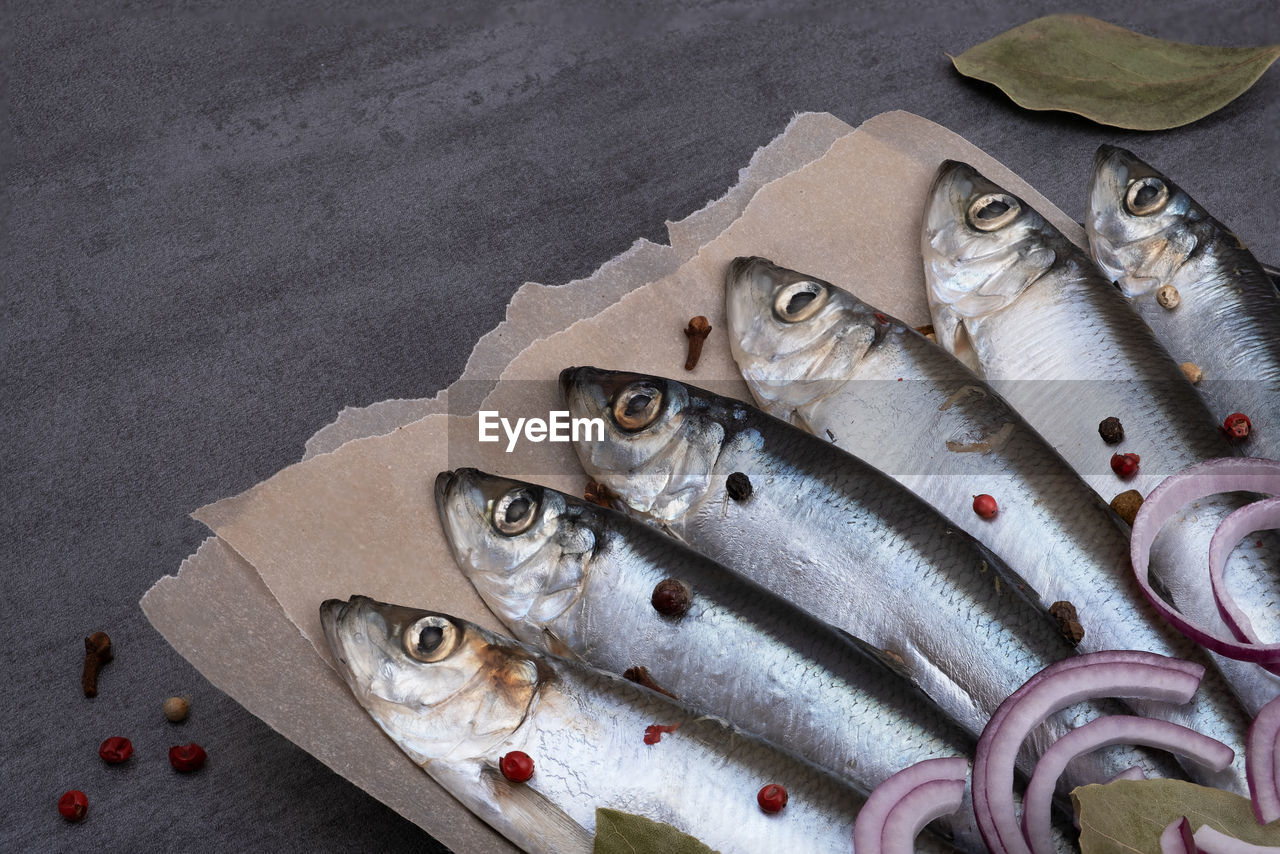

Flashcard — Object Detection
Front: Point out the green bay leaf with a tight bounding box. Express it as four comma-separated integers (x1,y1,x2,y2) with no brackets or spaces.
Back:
951,15,1280,130
1072,779,1280,854
593,808,721,854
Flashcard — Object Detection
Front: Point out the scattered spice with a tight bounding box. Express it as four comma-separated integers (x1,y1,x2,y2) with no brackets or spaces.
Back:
683,316,712,371
914,323,935,338
499,750,534,783
583,479,616,508
1048,601,1085,645
163,696,190,723
1110,489,1145,526
58,790,88,822
651,578,691,618
1110,452,1140,479
98,736,133,764
1155,284,1181,309
1180,362,1203,384
1223,412,1251,441
873,312,889,325
643,723,680,745
81,631,113,698
972,494,999,520
757,783,788,814
622,666,678,700
726,472,752,502
168,743,207,773
1098,417,1124,444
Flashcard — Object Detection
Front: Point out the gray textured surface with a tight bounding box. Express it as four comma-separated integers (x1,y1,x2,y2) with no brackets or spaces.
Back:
3,1,1277,851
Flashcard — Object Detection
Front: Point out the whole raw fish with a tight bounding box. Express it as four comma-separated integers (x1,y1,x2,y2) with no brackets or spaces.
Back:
435,467,994,850
724,256,1251,794
559,366,1184,792
320,596,928,853
922,160,1280,714
1087,145,1280,462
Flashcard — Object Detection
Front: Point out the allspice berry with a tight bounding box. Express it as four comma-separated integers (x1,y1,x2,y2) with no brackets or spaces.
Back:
163,696,190,722
651,578,691,618
1098,417,1124,444
1156,285,1181,310
1110,489,1144,526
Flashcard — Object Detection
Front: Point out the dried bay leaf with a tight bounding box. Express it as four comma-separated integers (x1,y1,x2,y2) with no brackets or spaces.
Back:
952,15,1280,130
1072,779,1280,854
593,808,720,854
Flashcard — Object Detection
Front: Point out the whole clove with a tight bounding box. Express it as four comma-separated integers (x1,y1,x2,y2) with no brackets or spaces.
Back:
683,316,712,371
82,631,113,698
622,666,679,700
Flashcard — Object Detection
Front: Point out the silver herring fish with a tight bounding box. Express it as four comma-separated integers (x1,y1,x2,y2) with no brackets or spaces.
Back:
1087,145,1280,462
321,596,916,854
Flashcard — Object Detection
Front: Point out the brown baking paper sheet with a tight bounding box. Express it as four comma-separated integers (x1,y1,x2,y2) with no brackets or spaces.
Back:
302,111,856,460
145,110,1087,852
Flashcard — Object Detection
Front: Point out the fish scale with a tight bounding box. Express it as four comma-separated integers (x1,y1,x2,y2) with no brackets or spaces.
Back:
561,367,1186,794
723,256,1252,795
923,160,1280,716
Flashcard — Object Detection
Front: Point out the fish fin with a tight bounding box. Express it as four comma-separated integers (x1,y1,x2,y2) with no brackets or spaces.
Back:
929,304,983,376
833,628,914,682
477,763,595,853
540,628,582,662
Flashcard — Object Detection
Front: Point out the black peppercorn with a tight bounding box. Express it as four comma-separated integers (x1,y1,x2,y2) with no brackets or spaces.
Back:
651,578,691,617
726,472,752,501
1098,417,1124,444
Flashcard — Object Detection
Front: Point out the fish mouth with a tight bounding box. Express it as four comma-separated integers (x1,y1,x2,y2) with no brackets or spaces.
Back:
434,470,457,515
727,255,767,281
320,595,371,666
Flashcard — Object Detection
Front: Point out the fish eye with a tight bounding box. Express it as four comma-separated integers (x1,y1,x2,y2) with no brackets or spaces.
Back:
611,381,663,432
967,193,1021,232
1125,177,1169,216
403,616,460,662
492,487,538,536
773,281,828,323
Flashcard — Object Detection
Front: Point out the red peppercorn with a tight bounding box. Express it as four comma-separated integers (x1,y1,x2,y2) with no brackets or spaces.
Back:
1110,452,1140,479
168,743,207,773
757,783,788,814
1223,412,1251,440
98,736,133,764
499,750,534,783
972,494,998,520
58,790,88,822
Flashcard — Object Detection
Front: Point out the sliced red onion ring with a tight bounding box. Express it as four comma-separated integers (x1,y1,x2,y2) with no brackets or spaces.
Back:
1131,458,1280,665
853,757,969,854
973,651,1203,854
1193,824,1280,853
881,777,968,854
1159,817,1197,854
1022,716,1233,854
1248,695,1280,823
1209,496,1280,677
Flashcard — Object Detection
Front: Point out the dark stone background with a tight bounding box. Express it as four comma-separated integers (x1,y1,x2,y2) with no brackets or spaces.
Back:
3,1,1277,851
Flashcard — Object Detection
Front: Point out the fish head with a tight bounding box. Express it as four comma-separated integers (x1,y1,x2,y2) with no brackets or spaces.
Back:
321,596,543,765
725,256,880,420
435,469,595,650
559,366,725,522
922,160,1058,373
1086,145,1199,295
